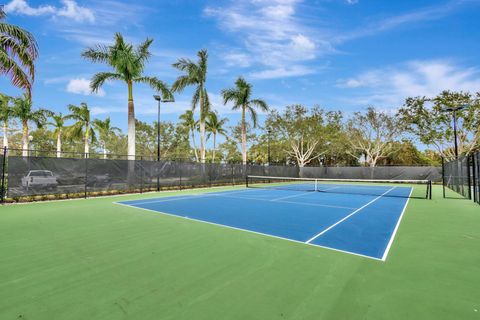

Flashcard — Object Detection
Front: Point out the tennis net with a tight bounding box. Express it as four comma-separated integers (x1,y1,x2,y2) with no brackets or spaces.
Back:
246,175,432,199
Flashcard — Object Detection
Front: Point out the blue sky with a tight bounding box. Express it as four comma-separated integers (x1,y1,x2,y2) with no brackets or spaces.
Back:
2,0,480,136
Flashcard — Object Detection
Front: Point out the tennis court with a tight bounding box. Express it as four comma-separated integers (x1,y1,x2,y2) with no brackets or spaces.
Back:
117,176,429,260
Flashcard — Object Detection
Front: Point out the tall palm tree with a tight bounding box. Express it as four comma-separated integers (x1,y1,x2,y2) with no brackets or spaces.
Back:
179,110,199,162
205,111,227,163
0,9,38,97
0,93,13,148
82,33,172,159
222,77,268,165
48,112,67,158
93,117,120,159
172,49,209,163
65,103,95,157
11,94,49,156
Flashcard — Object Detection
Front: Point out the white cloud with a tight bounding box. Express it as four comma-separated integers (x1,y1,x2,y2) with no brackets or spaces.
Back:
205,0,324,79
56,0,95,23
336,60,480,106
4,0,55,15
250,65,315,79
66,78,105,96
4,0,94,23
345,0,359,4
223,52,252,68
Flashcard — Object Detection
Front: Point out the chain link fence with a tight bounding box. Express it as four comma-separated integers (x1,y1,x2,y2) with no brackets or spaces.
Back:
0,147,442,203
442,154,477,202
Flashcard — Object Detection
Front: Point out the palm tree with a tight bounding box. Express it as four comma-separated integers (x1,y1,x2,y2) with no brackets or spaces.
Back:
0,9,38,97
172,49,209,163
179,110,199,162
65,103,95,157
222,77,268,165
11,94,50,156
205,111,227,163
0,93,13,149
48,113,67,158
93,117,120,159
81,33,172,159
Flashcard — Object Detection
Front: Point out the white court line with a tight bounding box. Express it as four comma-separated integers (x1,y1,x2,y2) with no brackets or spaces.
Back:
305,187,397,244
114,202,382,261
381,188,413,261
118,189,254,206
208,193,356,210
270,191,312,201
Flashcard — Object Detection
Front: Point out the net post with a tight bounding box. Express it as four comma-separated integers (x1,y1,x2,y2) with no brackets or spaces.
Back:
429,180,432,200
1,147,7,204
246,175,249,188
441,157,446,198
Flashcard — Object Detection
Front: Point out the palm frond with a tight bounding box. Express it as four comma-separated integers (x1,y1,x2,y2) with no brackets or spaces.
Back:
250,99,269,112
0,50,33,97
247,106,258,128
171,74,197,93
135,76,173,100
81,45,110,63
0,23,38,58
90,72,124,93
136,38,153,63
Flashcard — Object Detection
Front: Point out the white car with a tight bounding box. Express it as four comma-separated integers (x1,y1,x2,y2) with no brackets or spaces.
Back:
22,170,58,190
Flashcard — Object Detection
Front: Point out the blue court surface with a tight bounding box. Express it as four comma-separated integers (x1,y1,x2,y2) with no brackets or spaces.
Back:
116,184,413,260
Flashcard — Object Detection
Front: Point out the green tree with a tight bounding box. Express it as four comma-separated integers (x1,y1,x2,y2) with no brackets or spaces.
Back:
266,105,330,167
0,9,38,97
48,112,67,158
93,117,120,159
179,110,199,162
399,90,480,160
82,33,172,159
221,77,268,165
0,93,13,148
11,94,50,156
346,107,404,167
205,111,228,163
65,103,95,157
172,49,209,163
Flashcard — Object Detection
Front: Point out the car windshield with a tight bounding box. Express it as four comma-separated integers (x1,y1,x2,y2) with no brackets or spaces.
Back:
30,171,53,177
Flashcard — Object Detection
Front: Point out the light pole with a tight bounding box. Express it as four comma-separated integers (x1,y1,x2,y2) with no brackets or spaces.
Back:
267,129,271,166
153,95,174,192
153,95,175,161
442,104,469,159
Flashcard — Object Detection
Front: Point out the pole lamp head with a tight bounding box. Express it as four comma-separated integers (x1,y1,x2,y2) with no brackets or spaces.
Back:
153,95,175,103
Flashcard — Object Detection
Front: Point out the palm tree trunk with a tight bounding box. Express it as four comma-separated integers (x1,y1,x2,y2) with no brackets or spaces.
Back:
241,107,247,165
56,132,62,158
199,120,206,163
84,126,89,157
22,120,28,157
212,133,216,163
103,142,107,160
127,81,135,160
2,121,8,149
191,129,199,162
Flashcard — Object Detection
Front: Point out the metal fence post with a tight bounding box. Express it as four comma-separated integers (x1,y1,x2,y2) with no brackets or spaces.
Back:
84,153,88,199
472,153,477,203
467,155,472,200
140,157,143,194
1,147,7,204
441,157,446,198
